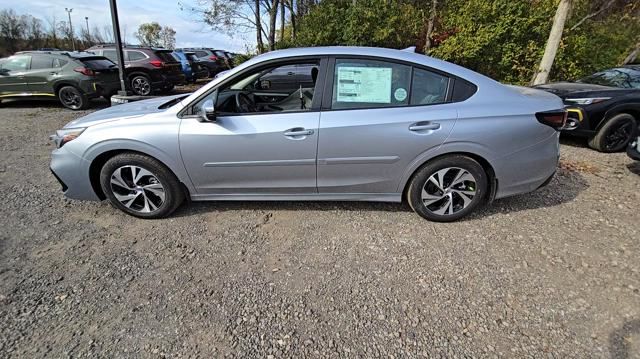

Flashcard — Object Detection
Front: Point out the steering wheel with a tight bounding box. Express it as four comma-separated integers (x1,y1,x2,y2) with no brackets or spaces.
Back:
235,92,258,113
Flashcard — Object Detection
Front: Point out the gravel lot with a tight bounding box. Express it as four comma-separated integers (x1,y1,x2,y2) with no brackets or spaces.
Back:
0,96,639,358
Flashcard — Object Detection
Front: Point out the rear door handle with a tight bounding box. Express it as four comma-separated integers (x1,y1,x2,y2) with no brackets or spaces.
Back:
409,122,440,131
284,128,314,137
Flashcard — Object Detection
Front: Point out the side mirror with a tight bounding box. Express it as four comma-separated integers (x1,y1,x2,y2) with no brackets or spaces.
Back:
0,68,9,75
199,99,216,122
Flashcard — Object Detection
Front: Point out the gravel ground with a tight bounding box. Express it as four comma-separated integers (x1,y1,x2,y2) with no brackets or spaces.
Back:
0,96,639,358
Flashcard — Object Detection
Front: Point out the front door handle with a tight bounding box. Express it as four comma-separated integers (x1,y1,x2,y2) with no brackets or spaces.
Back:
409,122,440,131
284,128,314,137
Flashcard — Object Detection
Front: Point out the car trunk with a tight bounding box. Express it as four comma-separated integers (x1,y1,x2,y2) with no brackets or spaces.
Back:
78,57,119,82
154,50,183,75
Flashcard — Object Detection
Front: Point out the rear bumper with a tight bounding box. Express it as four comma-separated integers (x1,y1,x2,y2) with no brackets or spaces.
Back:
494,131,560,199
50,146,100,201
78,79,121,98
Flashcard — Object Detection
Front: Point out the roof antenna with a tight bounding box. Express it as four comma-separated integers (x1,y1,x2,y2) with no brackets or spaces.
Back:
402,46,416,53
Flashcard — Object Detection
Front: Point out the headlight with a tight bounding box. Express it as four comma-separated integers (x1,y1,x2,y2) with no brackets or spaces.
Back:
565,97,611,105
50,127,86,148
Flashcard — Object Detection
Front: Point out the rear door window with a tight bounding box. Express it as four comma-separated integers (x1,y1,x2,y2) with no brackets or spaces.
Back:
127,51,147,61
30,55,54,69
410,68,449,105
331,59,411,110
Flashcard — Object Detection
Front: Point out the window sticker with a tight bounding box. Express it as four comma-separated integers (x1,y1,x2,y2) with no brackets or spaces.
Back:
394,88,407,102
336,66,392,103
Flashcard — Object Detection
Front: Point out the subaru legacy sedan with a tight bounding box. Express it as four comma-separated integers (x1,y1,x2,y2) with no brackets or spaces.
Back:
50,47,568,222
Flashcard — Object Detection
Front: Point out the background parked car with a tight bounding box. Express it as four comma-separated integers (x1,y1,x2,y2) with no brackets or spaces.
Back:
0,51,120,110
628,135,640,161
176,48,225,78
534,66,640,152
87,44,185,96
172,51,207,83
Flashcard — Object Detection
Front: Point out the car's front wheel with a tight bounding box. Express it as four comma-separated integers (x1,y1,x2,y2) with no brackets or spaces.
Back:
407,155,488,222
99,153,184,218
130,75,152,96
588,113,637,152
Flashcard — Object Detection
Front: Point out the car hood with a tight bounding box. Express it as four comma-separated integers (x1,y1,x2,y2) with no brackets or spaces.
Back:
533,82,618,97
64,94,186,128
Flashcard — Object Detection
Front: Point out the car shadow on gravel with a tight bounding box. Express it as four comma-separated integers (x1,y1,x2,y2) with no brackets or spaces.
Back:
0,98,109,110
627,162,640,176
609,318,640,359
171,169,588,219
464,167,588,220
173,200,412,218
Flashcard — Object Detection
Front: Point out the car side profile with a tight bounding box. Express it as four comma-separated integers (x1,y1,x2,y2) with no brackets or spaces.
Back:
50,47,567,221
0,51,120,109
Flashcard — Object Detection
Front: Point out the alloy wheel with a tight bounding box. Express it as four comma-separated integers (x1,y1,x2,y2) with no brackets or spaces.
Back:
421,167,477,216
604,120,633,151
109,165,165,213
59,88,81,109
132,77,151,96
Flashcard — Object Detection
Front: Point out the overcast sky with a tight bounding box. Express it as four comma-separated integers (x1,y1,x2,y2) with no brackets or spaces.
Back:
11,0,252,52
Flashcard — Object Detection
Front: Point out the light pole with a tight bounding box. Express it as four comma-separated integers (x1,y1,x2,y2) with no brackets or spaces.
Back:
65,8,76,51
85,17,90,46
109,0,128,95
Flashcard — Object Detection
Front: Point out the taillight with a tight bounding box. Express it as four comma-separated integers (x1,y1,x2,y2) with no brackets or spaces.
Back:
209,55,218,61
149,60,164,68
73,67,95,76
535,110,568,130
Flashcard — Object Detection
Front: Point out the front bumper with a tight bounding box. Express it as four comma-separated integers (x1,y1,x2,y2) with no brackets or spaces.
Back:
50,146,100,201
628,136,640,161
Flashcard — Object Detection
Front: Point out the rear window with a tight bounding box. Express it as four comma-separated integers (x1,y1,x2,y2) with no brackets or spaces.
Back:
194,51,208,58
80,58,117,70
155,51,178,63
186,54,198,62
214,50,227,58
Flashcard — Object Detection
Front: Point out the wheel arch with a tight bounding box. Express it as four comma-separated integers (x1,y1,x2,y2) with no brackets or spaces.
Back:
53,81,82,95
598,103,640,132
88,149,191,201
400,151,498,203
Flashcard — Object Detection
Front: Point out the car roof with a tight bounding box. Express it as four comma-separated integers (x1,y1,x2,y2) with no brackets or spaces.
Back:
13,50,106,59
244,46,500,86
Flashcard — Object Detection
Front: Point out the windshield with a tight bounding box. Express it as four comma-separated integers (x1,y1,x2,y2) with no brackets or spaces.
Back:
580,68,640,89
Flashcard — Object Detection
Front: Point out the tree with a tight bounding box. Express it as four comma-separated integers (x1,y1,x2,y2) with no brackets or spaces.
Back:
135,22,162,46
0,9,24,54
423,0,438,53
159,26,176,48
622,39,640,65
531,0,573,85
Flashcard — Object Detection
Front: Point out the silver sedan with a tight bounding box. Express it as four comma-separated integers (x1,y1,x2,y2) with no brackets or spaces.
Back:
50,46,568,221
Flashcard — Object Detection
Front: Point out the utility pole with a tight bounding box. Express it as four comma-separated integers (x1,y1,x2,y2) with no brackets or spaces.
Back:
109,0,128,95
85,17,90,46
65,8,76,51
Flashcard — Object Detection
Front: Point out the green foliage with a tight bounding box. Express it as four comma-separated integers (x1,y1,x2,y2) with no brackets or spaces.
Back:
291,0,640,84
295,0,425,49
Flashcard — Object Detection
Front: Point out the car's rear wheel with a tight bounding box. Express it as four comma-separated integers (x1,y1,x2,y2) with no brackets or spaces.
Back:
130,75,152,96
204,67,212,78
588,113,637,152
58,86,89,110
407,155,488,222
99,153,184,219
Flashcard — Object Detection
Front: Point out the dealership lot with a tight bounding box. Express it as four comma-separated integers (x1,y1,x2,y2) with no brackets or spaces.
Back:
0,101,638,357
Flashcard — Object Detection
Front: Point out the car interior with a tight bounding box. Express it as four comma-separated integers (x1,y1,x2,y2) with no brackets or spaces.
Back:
214,61,320,114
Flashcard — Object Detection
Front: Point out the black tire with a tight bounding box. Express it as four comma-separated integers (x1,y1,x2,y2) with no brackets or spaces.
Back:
99,153,185,219
406,155,488,222
130,74,152,96
57,85,89,110
588,113,637,152
204,67,212,78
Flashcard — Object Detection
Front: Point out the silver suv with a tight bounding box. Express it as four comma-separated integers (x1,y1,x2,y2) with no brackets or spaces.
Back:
50,46,566,221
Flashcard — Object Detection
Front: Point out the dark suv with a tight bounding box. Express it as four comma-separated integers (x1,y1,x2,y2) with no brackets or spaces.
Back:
176,48,227,78
87,44,185,96
0,51,120,110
